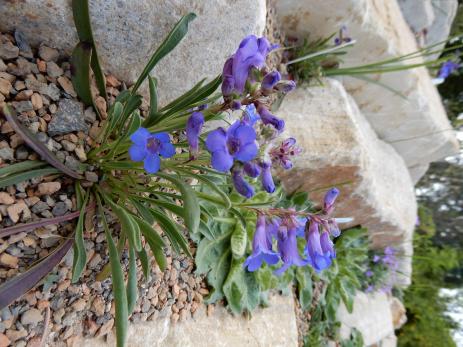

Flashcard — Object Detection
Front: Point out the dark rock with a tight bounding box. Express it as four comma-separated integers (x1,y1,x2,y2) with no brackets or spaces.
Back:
12,101,33,113
48,99,88,136
14,30,33,59
15,146,28,160
31,201,49,214
52,201,68,216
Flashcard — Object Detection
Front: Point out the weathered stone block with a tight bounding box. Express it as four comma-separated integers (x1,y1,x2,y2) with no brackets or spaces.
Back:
276,80,416,285
275,0,459,182
398,0,435,33
0,0,266,105
82,294,297,347
337,292,395,346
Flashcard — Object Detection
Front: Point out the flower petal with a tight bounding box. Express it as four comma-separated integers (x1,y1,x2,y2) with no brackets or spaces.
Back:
143,155,161,174
234,142,258,162
159,142,176,158
234,123,256,143
128,144,147,162
205,128,227,152
211,150,233,172
130,127,150,145
153,132,170,143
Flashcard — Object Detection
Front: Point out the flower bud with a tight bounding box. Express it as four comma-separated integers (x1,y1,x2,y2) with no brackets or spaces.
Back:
260,161,275,193
261,71,281,91
243,161,261,178
275,80,296,94
257,105,285,132
232,168,255,198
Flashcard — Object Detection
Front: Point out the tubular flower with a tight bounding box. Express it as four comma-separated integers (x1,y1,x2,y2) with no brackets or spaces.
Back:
261,71,281,91
270,137,302,170
323,187,340,214
242,104,260,125
260,161,275,193
257,104,285,132
275,226,309,276
243,161,261,178
437,60,460,80
186,112,204,159
129,127,175,173
244,214,280,272
232,168,255,198
205,120,258,172
320,231,336,259
275,80,296,94
305,221,333,272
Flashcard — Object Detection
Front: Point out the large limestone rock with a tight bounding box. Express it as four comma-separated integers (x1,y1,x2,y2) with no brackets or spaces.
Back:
398,0,435,33
0,0,266,104
275,0,459,182
82,294,297,347
276,80,416,285
337,292,395,346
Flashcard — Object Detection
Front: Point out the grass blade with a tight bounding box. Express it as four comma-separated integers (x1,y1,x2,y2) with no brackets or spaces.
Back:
70,42,93,106
0,238,73,309
132,13,197,93
97,195,128,347
71,189,90,283
0,167,60,189
155,173,200,234
138,247,150,280
127,246,138,315
2,105,82,179
0,160,46,177
72,0,107,98
142,77,159,127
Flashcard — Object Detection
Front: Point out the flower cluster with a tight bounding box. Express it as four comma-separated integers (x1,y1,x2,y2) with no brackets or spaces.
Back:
433,59,461,85
244,188,341,275
363,246,399,293
334,25,352,46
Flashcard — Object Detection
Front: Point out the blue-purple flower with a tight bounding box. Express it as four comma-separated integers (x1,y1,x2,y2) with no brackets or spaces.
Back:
275,80,296,94
129,127,175,173
232,168,255,198
261,71,281,91
242,104,260,125
334,25,352,46
244,214,280,271
437,60,460,80
305,221,333,272
270,138,301,170
323,187,340,214
257,105,285,132
260,161,275,193
205,120,258,172
243,161,261,178
274,226,308,275
186,112,204,159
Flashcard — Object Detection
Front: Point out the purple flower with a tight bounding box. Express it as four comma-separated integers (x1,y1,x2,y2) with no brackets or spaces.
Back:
326,220,341,237
437,60,460,80
274,226,308,275
205,120,258,172
320,231,336,259
373,254,381,263
186,112,204,158
244,214,280,272
129,127,175,173
323,187,340,214
305,221,332,272
232,168,254,198
275,80,296,94
365,285,374,293
261,71,281,91
334,25,352,46
365,270,373,278
221,36,278,97
242,104,260,125
243,161,261,178
260,161,275,193
270,138,301,170
257,105,285,132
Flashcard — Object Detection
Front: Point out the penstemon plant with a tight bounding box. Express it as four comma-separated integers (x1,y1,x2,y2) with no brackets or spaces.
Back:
0,3,352,347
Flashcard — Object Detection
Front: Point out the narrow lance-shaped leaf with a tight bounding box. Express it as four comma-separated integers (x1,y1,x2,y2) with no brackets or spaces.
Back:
0,160,46,177
0,167,60,190
142,76,159,127
71,189,90,283
1,105,82,179
72,0,107,99
132,13,197,93
127,245,138,315
150,208,190,256
0,238,73,309
70,42,94,106
155,173,200,234
138,247,150,280
96,195,128,347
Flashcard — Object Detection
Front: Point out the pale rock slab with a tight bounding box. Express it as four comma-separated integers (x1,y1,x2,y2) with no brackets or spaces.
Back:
398,0,435,33
427,0,458,53
81,294,297,347
275,0,459,182
337,292,395,346
0,0,266,105
275,80,416,285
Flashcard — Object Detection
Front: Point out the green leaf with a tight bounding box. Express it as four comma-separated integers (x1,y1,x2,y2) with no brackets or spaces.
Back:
230,221,246,258
132,13,197,93
75,182,84,210
127,246,138,315
0,160,46,177
137,247,150,281
296,267,313,311
124,110,142,138
71,42,93,106
101,193,142,252
72,0,107,98
142,76,159,127
105,101,124,141
97,195,128,347
0,167,60,189
71,189,90,283
222,258,260,314
155,173,200,234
